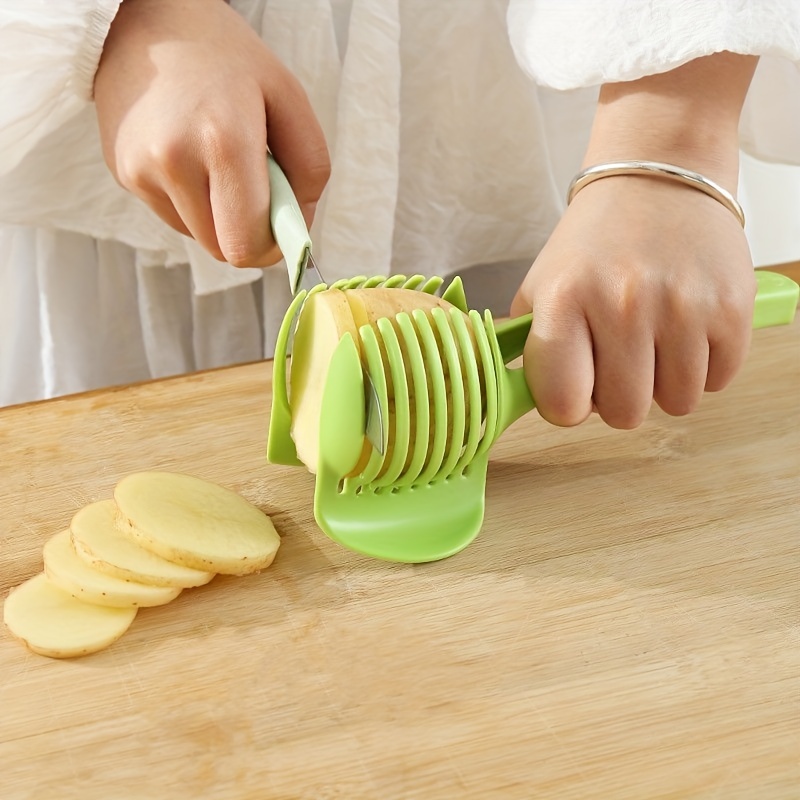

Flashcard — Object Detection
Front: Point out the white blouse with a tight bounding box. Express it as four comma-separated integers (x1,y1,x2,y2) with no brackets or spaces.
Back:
1,0,799,405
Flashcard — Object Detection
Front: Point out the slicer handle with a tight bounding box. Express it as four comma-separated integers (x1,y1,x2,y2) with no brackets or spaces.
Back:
753,269,799,328
491,269,798,436
492,269,798,364
496,364,536,437
493,313,532,364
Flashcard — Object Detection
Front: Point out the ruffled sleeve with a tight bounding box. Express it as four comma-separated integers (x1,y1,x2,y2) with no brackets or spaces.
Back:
0,0,273,289
507,0,800,164
0,1,122,175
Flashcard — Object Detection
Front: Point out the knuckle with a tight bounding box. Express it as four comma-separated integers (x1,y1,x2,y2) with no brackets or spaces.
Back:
684,274,755,328
705,350,746,393
616,274,647,314
115,156,151,194
198,118,240,166
303,153,332,198
194,234,227,263
705,372,733,393
599,404,649,430
153,142,189,181
719,285,756,327
656,393,699,417
665,286,701,321
207,245,228,263
222,240,281,269
222,243,259,268
597,269,650,328
537,393,591,428
121,136,195,185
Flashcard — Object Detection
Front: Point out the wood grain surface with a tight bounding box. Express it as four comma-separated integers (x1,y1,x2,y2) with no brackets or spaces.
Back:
1,316,798,799
771,261,800,284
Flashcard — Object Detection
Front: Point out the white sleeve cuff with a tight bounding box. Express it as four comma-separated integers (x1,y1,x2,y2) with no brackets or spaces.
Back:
0,1,122,175
73,0,125,100
507,1,800,165
507,0,800,89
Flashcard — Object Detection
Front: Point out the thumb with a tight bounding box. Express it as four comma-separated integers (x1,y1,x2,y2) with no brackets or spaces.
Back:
510,286,532,318
521,301,595,428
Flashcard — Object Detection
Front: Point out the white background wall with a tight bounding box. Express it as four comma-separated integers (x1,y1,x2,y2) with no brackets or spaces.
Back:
739,153,800,266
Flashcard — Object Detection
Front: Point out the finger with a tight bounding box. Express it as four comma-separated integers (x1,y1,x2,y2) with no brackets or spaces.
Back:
166,176,227,262
705,277,755,391
126,158,226,261
206,100,283,268
262,69,330,226
523,302,595,427
113,161,193,239
510,288,531,318
706,323,752,392
133,186,192,239
591,319,654,429
653,331,709,416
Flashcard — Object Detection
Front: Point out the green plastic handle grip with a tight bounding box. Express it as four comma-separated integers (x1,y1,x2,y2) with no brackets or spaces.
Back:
267,153,312,294
489,268,799,435
752,269,800,329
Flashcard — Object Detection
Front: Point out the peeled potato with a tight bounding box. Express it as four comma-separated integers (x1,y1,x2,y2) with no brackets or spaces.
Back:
4,573,137,658
71,499,215,588
114,472,280,576
43,530,182,608
346,288,483,472
290,287,481,475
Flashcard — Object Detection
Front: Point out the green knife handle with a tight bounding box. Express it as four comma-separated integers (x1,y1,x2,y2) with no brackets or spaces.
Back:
267,153,313,294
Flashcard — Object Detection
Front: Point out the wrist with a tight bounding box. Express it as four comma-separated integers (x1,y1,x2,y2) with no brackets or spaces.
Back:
583,52,758,192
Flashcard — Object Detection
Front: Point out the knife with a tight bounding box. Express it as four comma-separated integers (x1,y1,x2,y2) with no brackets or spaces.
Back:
266,153,385,454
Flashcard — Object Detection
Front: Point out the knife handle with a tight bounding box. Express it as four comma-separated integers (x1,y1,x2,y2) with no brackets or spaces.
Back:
267,153,313,295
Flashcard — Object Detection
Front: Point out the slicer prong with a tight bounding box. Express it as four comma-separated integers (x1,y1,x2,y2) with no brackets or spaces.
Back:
364,369,385,456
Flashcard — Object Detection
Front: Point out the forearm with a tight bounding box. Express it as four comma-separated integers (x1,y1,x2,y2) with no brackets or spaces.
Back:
583,52,759,191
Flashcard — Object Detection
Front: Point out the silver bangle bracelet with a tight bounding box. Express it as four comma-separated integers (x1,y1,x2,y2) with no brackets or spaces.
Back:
566,160,745,227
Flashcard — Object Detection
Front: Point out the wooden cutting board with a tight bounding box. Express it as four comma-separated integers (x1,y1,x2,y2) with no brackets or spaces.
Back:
1,318,798,799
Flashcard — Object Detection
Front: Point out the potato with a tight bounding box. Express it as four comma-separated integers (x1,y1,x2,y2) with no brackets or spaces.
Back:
43,530,182,608
346,289,484,476
71,499,215,588
114,472,280,576
289,287,482,476
3,573,137,658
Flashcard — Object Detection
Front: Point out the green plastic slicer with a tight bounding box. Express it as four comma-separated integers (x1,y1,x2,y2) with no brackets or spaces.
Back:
266,156,800,563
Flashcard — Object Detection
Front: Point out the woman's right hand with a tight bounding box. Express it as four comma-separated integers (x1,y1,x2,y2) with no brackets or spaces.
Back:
94,0,330,267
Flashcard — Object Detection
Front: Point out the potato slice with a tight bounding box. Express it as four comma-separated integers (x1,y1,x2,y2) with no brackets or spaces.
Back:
114,472,280,576
71,499,215,588
3,573,137,658
290,288,362,473
43,530,182,608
